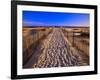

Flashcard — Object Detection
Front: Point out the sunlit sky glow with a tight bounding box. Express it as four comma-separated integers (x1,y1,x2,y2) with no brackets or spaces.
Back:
23,11,90,27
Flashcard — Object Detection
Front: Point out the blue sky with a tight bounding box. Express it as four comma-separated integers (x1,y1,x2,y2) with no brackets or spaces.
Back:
23,11,90,27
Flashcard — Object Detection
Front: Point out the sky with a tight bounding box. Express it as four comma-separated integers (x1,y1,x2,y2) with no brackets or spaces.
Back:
23,11,90,27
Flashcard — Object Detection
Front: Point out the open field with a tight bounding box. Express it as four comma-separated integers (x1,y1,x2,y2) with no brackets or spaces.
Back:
23,27,90,68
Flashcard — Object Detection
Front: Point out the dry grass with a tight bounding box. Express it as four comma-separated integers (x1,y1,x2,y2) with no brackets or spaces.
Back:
23,27,53,65
62,27,90,56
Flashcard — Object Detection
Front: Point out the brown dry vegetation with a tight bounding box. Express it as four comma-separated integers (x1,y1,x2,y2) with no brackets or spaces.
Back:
23,27,53,65
62,27,90,56
23,27,90,68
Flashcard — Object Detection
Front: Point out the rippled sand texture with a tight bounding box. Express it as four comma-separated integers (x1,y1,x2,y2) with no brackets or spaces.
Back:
23,27,89,68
